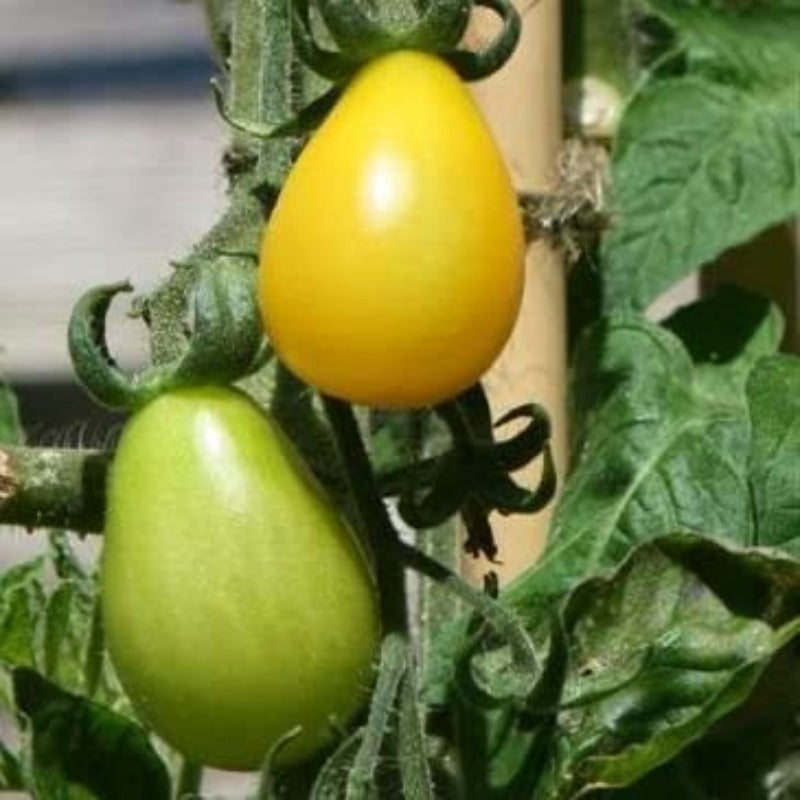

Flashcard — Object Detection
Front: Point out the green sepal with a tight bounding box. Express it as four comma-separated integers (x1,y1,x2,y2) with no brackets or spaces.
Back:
398,453,468,530
402,0,472,53
395,385,556,552
316,0,400,62
69,260,267,411
492,403,552,473
292,0,362,83
293,0,520,83
213,80,342,140
315,0,471,61
443,0,521,80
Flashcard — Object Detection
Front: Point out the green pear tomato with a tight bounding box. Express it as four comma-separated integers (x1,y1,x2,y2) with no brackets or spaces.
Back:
102,386,380,770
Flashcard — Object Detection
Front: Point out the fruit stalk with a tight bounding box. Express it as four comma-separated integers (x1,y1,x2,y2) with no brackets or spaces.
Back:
322,396,408,636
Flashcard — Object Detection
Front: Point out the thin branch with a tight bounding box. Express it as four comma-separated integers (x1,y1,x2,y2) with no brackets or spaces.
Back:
346,632,407,800
0,446,108,534
321,397,408,635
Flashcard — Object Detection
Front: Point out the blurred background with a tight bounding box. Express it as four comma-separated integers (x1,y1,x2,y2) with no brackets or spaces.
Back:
0,0,225,436
0,1,257,794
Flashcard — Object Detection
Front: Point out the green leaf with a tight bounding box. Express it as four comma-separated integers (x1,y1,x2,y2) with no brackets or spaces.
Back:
0,559,46,668
663,285,784,403
44,581,78,679
521,303,800,610
670,642,800,800
425,294,785,707
746,356,800,553
535,535,800,799
602,6,800,310
0,740,24,790
0,381,23,445
541,314,753,600
42,534,129,712
14,668,171,800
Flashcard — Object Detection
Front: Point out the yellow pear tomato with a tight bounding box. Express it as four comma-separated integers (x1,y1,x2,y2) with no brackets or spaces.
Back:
259,50,524,409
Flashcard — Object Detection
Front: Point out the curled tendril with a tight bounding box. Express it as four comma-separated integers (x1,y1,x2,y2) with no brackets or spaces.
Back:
384,384,556,560
291,0,521,83
68,260,268,411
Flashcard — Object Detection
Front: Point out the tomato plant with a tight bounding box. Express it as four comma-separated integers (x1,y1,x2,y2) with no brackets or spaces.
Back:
102,386,380,770
1,0,799,799
259,50,524,409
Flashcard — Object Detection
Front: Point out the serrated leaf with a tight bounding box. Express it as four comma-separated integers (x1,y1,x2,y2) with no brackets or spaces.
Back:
14,668,171,800
746,356,800,553
0,559,46,668
663,285,784,403
44,581,78,680
535,535,800,799
427,301,800,748
602,6,800,310
521,305,800,616
543,314,753,596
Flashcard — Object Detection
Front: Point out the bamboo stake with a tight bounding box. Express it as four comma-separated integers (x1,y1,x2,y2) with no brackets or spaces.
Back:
465,0,567,583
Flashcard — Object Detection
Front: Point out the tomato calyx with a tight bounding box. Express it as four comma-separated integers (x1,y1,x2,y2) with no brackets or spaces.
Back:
292,0,520,83
378,384,556,562
214,0,520,143
68,261,267,410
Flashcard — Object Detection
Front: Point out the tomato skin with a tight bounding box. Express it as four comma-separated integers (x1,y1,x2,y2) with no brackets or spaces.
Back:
102,387,380,770
259,50,524,409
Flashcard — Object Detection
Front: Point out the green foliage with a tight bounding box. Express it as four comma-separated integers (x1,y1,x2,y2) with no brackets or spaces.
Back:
0,536,150,797
2,1,800,798
422,286,800,797
0,381,22,445
14,668,170,800
534,537,800,798
602,3,800,310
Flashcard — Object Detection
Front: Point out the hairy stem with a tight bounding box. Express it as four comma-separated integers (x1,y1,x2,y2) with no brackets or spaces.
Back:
346,632,408,799
398,654,435,799
0,446,108,534
396,539,538,693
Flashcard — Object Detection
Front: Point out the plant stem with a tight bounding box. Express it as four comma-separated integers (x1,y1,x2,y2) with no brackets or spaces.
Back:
0,446,108,533
346,632,408,799
175,759,203,800
321,397,408,636
396,539,538,692
397,652,435,799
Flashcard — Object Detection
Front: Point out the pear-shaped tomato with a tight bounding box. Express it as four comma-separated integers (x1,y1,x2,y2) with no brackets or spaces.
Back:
259,50,524,409
102,387,380,770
